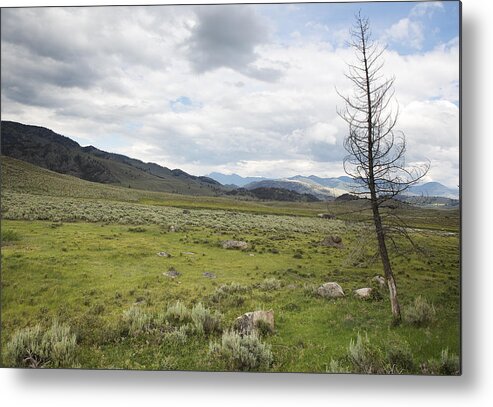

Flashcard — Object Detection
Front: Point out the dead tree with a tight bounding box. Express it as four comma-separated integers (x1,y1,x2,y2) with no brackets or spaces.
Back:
338,14,429,324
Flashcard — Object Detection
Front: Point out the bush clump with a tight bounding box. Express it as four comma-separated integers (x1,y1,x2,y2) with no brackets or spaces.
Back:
385,337,415,372
422,348,460,375
211,283,250,302
165,301,191,324
326,359,349,374
163,325,189,345
328,333,415,374
122,306,151,335
259,278,282,291
347,333,385,374
190,303,222,335
255,319,274,336
405,296,436,327
4,321,77,368
209,330,273,371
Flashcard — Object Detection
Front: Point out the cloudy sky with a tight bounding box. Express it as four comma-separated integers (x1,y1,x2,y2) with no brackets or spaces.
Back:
1,1,460,187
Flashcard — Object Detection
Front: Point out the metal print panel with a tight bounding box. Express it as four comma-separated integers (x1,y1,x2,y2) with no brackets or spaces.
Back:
0,1,461,374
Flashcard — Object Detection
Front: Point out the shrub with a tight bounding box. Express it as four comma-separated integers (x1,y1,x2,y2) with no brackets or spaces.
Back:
190,303,222,335
259,278,282,291
211,283,249,302
423,348,460,375
302,283,319,296
405,296,436,327
4,321,77,368
122,306,151,335
209,330,273,371
163,326,188,345
255,319,274,336
165,301,191,324
326,359,349,374
385,338,415,372
331,334,420,374
348,333,384,374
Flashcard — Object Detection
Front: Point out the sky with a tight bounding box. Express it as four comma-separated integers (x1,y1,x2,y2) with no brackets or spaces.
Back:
0,1,460,188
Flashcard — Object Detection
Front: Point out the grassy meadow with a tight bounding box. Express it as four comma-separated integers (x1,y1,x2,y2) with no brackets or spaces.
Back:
0,156,460,373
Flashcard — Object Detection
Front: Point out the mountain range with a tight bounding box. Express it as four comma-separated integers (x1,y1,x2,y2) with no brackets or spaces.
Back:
208,173,459,200
206,172,268,187
1,121,459,202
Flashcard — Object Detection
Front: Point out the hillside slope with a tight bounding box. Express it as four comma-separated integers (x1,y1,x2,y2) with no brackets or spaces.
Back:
1,121,221,196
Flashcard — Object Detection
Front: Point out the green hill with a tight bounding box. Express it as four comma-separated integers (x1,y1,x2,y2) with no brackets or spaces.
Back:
1,121,222,196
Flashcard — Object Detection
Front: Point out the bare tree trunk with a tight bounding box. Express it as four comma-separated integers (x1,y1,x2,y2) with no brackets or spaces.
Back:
369,193,401,323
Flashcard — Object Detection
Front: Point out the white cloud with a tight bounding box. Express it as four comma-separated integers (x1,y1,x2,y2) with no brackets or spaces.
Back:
0,5,459,187
385,17,424,50
383,1,445,51
410,1,445,18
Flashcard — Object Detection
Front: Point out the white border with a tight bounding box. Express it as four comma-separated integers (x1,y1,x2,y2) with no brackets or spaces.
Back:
1,1,492,406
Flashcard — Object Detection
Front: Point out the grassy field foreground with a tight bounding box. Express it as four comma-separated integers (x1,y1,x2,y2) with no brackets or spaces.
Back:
0,159,460,373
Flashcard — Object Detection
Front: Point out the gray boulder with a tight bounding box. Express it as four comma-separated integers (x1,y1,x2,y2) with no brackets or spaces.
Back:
163,267,180,278
319,235,343,248
354,287,373,299
222,240,248,250
317,282,345,298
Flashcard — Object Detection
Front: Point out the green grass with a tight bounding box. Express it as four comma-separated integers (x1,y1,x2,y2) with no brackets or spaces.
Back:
1,215,460,372
0,156,460,372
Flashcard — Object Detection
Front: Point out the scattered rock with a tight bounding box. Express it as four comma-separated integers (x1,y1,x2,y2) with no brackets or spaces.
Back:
163,267,181,278
319,235,344,248
222,240,248,250
354,287,373,299
182,251,195,255
249,253,255,257
183,209,190,214
372,275,386,289
317,282,345,299
169,225,176,232
203,272,216,279
234,310,275,335
317,213,336,219
157,252,171,257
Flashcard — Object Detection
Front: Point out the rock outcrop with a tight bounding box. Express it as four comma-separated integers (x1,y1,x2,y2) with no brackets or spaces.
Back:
317,282,345,298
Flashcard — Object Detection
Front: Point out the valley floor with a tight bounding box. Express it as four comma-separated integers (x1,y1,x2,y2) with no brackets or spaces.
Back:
0,188,460,373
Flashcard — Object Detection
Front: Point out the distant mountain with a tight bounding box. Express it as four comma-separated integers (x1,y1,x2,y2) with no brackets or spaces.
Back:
243,179,345,200
207,172,270,187
396,195,459,208
242,175,459,201
288,175,354,190
406,182,459,200
1,121,222,195
226,187,320,202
